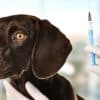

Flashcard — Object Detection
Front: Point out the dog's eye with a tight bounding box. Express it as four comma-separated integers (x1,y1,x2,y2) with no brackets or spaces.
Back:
16,33,26,40
12,32,27,41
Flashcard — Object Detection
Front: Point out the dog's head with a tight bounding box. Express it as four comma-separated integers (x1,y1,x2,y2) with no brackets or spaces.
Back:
0,15,72,79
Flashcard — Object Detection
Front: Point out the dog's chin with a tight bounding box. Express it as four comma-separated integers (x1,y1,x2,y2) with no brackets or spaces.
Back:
0,67,10,79
0,70,22,79
0,67,25,79
0,57,30,79
0,63,17,79
0,72,14,79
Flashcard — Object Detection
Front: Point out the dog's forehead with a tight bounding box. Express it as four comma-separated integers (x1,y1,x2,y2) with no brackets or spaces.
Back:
0,15,40,35
0,15,39,26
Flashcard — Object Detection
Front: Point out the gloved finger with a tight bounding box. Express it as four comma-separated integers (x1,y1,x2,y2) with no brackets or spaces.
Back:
89,65,100,76
85,45,100,57
25,81,49,100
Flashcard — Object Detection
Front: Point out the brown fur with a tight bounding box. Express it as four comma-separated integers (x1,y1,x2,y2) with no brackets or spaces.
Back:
0,15,84,100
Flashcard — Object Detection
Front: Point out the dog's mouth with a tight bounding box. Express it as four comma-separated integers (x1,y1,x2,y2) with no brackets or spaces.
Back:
0,58,15,79
0,62,26,79
0,54,30,79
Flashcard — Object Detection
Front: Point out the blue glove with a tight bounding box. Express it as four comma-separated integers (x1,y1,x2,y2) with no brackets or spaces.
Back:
86,46,100,75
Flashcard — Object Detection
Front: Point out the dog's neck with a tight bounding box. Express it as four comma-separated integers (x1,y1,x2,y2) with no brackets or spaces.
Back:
4,80,49,100
5,68,49,100
5,69,79,100
9,68,38,99
3,80,29,100
10,67,50,87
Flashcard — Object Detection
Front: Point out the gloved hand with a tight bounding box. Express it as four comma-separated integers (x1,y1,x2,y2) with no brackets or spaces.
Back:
3,80,49,100
86,45,100,75
25,81,49,100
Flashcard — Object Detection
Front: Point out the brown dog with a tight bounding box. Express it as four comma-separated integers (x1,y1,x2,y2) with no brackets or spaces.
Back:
0,15,84,100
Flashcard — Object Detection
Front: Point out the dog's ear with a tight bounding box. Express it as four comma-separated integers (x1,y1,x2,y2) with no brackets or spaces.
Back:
31,20,72,79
